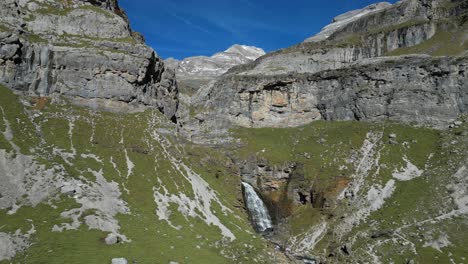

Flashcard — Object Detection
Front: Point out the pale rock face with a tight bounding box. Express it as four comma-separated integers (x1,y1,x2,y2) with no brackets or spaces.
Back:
111,258,128,264
0,0,178,119
184,54,467,146
167,44,265,79
0,226,36,261
180,0,468,144
304,2,393,42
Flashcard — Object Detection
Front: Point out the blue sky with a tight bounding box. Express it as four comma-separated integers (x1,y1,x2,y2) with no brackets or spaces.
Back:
119,0,398,59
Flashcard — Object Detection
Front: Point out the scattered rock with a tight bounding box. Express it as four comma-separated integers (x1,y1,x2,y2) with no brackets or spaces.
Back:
105,233,120,245
111,258,128,264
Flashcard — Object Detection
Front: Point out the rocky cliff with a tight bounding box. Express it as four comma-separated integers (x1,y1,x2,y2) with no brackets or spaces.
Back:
175,2,468,261
0,0,178,119
181,0,467,144
1,0,468,263
208,55,467,129
304,2,393,43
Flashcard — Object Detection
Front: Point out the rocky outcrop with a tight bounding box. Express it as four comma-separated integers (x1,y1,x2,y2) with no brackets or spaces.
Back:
199,55,468,129
238,156,342,224
240,157,294,192
225,0,466,77
304,2,393,43
178,0,467,143
0,0,178,119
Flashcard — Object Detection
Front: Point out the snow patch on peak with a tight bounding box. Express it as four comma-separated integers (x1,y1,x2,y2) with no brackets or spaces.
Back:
218,44,266,61
304,2,392,43
168,44,265,78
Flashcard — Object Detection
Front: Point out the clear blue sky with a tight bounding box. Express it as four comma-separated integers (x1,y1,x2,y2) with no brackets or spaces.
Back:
119,0,398,59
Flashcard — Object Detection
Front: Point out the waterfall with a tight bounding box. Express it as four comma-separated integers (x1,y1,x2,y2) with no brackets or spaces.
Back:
241,182,273,232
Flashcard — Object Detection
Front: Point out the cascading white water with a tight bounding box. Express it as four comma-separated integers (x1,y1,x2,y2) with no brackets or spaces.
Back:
241,182,273,232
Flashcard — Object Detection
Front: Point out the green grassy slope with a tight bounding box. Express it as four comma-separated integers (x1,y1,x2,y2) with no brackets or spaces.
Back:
0,85,276,264
1,82,467,263
386,16,468,56
233,117,468,263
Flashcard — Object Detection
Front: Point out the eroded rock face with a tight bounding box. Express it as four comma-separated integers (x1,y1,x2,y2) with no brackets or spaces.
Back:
228,0,468,78
304,2,393,43
239,157,342,221
180,0,467,144
240,157,294,192
0,0,178,119
210,55,468,129
184,55,468,143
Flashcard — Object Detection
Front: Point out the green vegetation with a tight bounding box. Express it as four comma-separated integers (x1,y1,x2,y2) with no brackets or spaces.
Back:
232,117,467,262
0,24,9,32
386,16,468,56
36,5,70,16
368,19,429,35
76,5,114,18
386,29,468,56
0,79,466,263
0,84,274,264
233,121,438,192
54,32,136,52
58,32,136,44
36,4,113,18
334,33,363,47
26,34,48,44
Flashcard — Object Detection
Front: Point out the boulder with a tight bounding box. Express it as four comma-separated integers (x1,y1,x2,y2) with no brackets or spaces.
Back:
111,258,127,264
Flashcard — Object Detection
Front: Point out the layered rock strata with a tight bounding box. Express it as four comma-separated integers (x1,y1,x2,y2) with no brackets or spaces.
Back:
0,0,178,119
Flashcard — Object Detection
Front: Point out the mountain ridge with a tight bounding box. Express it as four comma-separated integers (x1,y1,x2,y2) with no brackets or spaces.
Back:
0,0,467,263
304,2,393,42
166,44,265,79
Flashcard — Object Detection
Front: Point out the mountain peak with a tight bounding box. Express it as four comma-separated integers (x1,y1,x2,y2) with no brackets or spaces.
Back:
222,45,266,60
168,44,265,79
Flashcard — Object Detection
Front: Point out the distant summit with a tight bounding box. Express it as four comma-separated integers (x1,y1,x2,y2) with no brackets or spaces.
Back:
166,45,265,79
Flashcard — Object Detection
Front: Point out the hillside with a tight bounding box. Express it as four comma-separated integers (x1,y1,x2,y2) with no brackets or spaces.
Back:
0,0,467,263
0,84,281,263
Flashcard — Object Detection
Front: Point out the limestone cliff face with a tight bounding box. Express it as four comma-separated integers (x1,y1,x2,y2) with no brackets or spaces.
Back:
226,0,465,77
210,55,467,129
181,0,467,142
0,0,178,119
304,2,393,43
